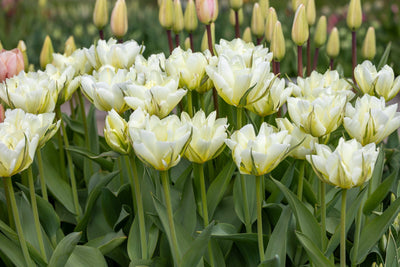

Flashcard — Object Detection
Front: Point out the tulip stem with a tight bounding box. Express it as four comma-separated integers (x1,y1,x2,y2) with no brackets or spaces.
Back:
320,180,327,249
99,29,104,40
297,160,305,201
161,170,181,265
187,90,193,117
206,24,219,117
313,47,319,71
341,189,347,267
36,149,48,201
237,107,243,129
199,93,205,112
189,33,194,51
306,38,311,76
78,89,94,175
27,166,47,260
352,186,365,266
3,178,14,228
4,177,35,267
69,98,75,118
55,115,67,182
57,106,81,217
330,58,334,70
297,45,303,78
256,175,265,262
241,175,252,233
352,31,357,84
276,61,280,77
272,60,276,75
175,34,180,48
234,10,240,38
166,30,174,54
126,154,148,259
256,37,263,46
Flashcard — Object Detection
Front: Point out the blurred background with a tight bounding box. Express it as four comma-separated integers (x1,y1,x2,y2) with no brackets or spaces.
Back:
1,0,399,77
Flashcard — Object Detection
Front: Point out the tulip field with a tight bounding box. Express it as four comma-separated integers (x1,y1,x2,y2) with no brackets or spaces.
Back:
0,0,400,266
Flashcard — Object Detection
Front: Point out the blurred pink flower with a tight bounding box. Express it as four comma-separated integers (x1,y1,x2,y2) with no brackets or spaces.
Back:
0,48,24,82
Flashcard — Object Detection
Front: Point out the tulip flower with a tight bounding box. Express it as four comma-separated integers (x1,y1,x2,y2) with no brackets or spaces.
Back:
344,95,400,145
307,137,378,189
362,27,376,60
347,0,362,31
184,0,198,33
251,3,264,41
134,53,167,79
128,110,192,171
182,110,228,163
314,16,327,48
229,0,243,11
196,0,218,25
259,0,269,19
93,0,108,31
159,0,174,30
292,4,309,46
17,41,29,72
104,109,131,154
270,21,286,63
229,8,243,27
110,0,128,39
264,7,277,43
173,0,184,35
0,48,24,82
226,122,292,176
64,36,76,57
242,27,252,43
327,27,340,69
40,35,54,69
306,0,316,26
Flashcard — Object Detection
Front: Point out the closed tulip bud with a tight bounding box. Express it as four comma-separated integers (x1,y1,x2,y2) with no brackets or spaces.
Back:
292,0,306,12
0,41,3,50
270,21,285,62
159,0,174,29
326,27,340,59
291,4,309,46
201,23,215,52
265,7,277,43
93,0,108,30
362,27,376,60
173,0,184,34
229,0,243,11
229,8,243,26
184,37,191,50
111,0,128,39
314,16,327,48
306,0,316,26
347,0,362,31
196,0,218,25
184,0,198,33
0,48,25,81
17,40,29,72
242,27,253,43
259,0,269,19
40,35,54,69
375,65,400,101
104,109,131,154
64,36,76,57
251,3,264,38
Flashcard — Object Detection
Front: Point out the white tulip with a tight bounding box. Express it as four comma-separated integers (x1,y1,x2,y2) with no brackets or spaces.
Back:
104,109,131,154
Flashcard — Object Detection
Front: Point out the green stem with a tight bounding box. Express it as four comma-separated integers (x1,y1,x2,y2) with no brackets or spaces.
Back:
69,97,75,118
187,90,193,117
56,106,81,217
118,157,124,186
36,149,48,201
27,167,47,260
5,177,35,267
351,186,364,267
297,160,305,201
237,107,243,129
256,175,265,262
320,181,326,249
77,89,93,175
161,170,181,266
55,112,67,181
3,178,14,228
200,93,205,113
341,189,347,267
241,174,252,233
126,154,148,259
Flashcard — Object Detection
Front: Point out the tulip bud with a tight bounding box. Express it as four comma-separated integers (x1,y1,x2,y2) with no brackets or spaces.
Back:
229,0,243,11
292,0,306,12
184,0,198,33
104,109,131,154
265,7,277,43
361,27,376,60
173,0,184,34
184,37,191,50
64,36,76,57
242,27,252,43
271,21,285,62
17,40,29,72
0,41,3,50
251,3,264,38
306,0,316,26
347,0,362,31
292,4,309,46
111,0,128,39
259,0,269,19
229,8,243,26
40,35,54,69
159,0,174,29
196,0,218,25
314,16,327,48
326,27,340,59
201,22,215,52
93,0,108,30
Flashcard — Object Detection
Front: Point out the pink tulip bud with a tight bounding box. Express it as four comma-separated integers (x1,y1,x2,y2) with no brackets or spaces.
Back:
196,0,218,25
0,48,24,82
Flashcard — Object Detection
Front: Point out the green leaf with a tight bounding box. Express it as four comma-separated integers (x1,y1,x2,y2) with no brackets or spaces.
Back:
369,147,385,194
176,174,197,235
264,206,291,267
363,171,397,215
266,163,295,204
377,42,391,70
85,230,126,255
207,161,236,218
67,146,115,172
233,174,257,227
271,178,322,248
181,222,215,267
295,231,335,267
0,233,27,267
48,232,82,267
258,255,280,267
36,196,61,247
385,232,398,267
65,246,107,267
211,223,259,243
355,197,400,264
62,113,84,135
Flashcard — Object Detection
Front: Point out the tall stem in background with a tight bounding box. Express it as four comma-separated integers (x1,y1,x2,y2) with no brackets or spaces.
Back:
189,33,194,51
166,30,174,54
206,24,219,117
312,47,319,71
256,175,265,262
36,149,47,201
306,38,311,76
234,10,240,38
340,189,348,267
297,45,303,78
352,31,357,83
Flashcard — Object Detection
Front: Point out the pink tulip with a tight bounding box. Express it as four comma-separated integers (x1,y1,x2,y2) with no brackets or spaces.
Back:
0,48,24,82
195,0,218,25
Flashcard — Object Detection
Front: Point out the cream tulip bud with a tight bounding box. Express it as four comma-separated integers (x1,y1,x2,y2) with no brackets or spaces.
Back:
93,0,108,30
326,27,340,59
104,109,131,154
64,36,76,57
314,16,327,48
184,37,191,50
306,0,316,26
251,3,264,38
196,0,218,25
354,60,377,95
291,4,309,46
270,21,285,62
292,0,306,12
347,0,362,31
259,0,269,19
229,9,243,26
40,35,54,69
17,40,29,72
264,7,277,43
184,0,198,33
229,0,243,11
362,27,376,60
110,0,128,39
173,0,184,34
159,0,174,29
375,65,400,101
200,23,215,52
242,27,253,43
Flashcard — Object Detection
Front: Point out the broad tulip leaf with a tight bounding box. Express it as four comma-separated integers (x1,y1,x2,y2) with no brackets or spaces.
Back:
369,147,385,194
258,255,280,267
85,230,126,255
266,162,295,204
65,245,107,267
48,232,81,267
354,197,400,264
377,42,391,70
0,233,27,267
233,174,257,228
295,231,335,267
66,146,115,172
385,232,398,267
176,175,197,235
36,195,61,247
62,113,84,135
